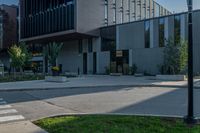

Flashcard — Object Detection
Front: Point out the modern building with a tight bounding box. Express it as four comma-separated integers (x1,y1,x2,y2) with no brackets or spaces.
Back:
103,10,200,75
19,0,181,74
0,4,18,67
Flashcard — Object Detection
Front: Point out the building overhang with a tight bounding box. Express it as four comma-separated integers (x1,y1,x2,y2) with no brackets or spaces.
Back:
20,30,98,44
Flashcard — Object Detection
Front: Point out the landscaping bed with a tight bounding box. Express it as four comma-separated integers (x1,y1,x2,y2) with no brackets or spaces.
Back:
34,115,200,133
0,74,45,83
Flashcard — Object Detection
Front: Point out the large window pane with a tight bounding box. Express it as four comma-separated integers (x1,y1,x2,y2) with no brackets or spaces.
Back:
174,15,181,44
159,18,165,47
145,20,150,48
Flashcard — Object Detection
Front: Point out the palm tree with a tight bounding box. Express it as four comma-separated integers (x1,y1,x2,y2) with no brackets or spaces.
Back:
44,42,63,68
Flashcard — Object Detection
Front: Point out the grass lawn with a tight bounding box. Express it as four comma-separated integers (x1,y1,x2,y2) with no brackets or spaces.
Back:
34,115,200,133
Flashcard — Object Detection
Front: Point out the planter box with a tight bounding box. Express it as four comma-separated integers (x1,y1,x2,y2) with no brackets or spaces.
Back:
110,73,122,76
45,76,68,83
156,75,187,81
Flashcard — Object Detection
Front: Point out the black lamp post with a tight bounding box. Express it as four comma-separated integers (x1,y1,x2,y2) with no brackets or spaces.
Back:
185,0,196,124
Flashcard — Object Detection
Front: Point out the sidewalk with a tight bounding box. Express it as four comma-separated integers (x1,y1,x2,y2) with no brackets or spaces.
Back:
0,121,47,133
0,75,199,91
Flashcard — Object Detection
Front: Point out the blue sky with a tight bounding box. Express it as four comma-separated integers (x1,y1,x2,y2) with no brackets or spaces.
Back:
0,0,18,5
0,0,200,13
155,0,200,13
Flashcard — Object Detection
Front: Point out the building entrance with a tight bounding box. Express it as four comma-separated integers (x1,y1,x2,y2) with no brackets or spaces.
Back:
110,50,129,74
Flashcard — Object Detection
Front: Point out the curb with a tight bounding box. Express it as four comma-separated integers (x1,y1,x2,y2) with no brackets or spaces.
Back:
32,113,186,122
0,84,199,92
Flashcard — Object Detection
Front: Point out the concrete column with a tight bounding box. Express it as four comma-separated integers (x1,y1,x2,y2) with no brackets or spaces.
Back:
96,52,100,74
129,49,133,67
116,26,120,50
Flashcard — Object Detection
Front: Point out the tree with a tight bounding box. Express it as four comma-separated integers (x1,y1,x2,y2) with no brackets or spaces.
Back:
44,42,63,67
8,42,32,77
159,38,188,75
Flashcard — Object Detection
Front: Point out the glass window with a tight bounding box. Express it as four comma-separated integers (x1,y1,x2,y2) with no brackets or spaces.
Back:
88,38,93,53
174,15,181,44
0,16,3,48
78,40,83,54
144,20,150,48
101,38,116,51
159,18,165,47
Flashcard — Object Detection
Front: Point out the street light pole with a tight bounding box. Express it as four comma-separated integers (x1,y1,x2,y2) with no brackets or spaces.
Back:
185,0,196,124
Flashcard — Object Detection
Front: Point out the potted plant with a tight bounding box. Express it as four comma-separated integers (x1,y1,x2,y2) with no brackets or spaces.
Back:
44,42,67,82
52,66,60,76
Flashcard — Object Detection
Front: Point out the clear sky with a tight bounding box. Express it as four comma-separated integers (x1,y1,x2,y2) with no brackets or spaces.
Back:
0,0,18,5
0,0,200,13
155,0,200,13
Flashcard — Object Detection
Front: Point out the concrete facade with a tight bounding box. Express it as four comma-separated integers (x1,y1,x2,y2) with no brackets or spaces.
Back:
55,10,200,75
114,10,199,75
20,0,200,76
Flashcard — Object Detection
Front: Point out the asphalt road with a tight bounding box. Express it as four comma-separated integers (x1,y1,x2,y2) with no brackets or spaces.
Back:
0,86,199,122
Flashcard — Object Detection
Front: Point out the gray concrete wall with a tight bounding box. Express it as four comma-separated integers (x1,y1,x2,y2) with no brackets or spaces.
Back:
93,37,101,52
76,0,104,36
87,52,93,74
57,40,83,74
57,37,103,74
132,48,164,74
97,51,110,74
115,10,200,74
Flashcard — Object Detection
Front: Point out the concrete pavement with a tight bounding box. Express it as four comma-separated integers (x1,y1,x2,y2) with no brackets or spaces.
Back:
0,98,47,133
0,121,47,133
0,75,199,133
0,75,199,91
1,86,200,121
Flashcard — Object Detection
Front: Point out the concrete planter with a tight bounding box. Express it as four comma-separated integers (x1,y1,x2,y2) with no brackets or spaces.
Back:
45,76,68,83
156,75,187,81
110,73,122,76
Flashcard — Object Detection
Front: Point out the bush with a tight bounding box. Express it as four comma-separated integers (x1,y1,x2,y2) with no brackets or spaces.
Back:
0,74,45,83
105,66,110,75
159,39,188,75
129,64,137,75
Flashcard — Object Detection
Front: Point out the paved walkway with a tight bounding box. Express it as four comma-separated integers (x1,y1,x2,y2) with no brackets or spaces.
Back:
0,97,47,133
0,98,24,123
0,75,199,91
0,121,47,133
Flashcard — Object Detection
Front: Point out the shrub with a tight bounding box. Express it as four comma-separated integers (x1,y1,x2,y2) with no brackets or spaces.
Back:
8,42,32,76
105,66,110,75
159,38,188,75
129,64,137,75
